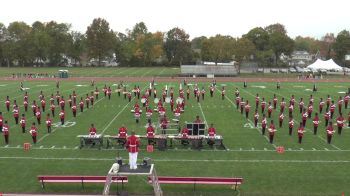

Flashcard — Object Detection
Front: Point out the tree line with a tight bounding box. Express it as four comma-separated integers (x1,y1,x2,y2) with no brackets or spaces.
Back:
0,18,349,67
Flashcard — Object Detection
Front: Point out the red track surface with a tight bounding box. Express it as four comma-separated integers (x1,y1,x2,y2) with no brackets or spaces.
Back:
1,76,350,83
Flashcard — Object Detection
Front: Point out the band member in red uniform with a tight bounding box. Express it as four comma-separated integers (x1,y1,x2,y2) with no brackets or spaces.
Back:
160,115,169,134
170,98,174,112
180,125,189,145
90,92,95,106
253,109,259,127
134,107,141,123
5,96,10,112
297,122,305,144
50,103,55,117
118,125,128,146
30,122,38,144
79,98,84,112
221,87,225,100
85,94,90,109
326,122,335,144
234,87,240,97
125,92,130,102
72,91,77,104
94,87,100,100
273,94,278,109
336,113,345,135
103,85,108,97
313,113,320,135
261,97,266,113
0,112,3,133
186,87,190,100
36,107,41,125
153,88,157,99
40,98,46,112
235,96,241,110
107,87,112,100
240,98,245,114
20,114,26,133
302,109,308,127
201,87,205,100
89,124,96,135
136,86,141,99
290,95,295,106
299,98,304,114
288,103,294,117
280,97,286,113
326,95,331,111
68,95,72,108
288,115,294,135
127,131,140,170
24,99,28,112
324,110,330,127
59,110,65,125
196,89,200,103
146,123,155,145
13,106,19,124
255,94,260,108
59,96,65,111
50,94,55,105
319,98,325,113
55,91,60,105
207,123,216,147
210,85,214,97
348,111,350,127
267,102,273,118
31,100,37,116
46,114,52,133
338,96,343,114
245,100,251,118
261,114,267,135
72,103,77,117
278,112,284,128
309,95,314,105
146,107,153,124
194,115,202,123
2,120,9,144
268,120,276,144
330,101,336,118
344,94,350,109
307,102,313,118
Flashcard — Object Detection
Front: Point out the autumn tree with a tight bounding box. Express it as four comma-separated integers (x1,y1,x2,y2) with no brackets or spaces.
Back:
164,27,192,65
86,18,115,66
201,35,235,65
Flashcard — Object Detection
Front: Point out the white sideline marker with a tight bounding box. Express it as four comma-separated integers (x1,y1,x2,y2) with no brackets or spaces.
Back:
40,146,43,149
300,148,304,151
16,145,20,148
63,146,67,149
51,146,55,149
312,148,316,151
251,148,255,151
74,146,79,149
288,148,292,151
325,148,329,151
264,148,267,151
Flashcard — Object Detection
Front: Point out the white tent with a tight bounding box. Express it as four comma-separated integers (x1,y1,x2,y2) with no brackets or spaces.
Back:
307,59,342,71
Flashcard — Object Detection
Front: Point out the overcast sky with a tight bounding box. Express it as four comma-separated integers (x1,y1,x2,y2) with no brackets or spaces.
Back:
1,0,349,39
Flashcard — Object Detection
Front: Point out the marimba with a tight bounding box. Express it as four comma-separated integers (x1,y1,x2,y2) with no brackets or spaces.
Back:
77,134,103,149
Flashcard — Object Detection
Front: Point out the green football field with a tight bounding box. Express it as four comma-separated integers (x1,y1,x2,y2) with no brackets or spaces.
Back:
1,76,350,196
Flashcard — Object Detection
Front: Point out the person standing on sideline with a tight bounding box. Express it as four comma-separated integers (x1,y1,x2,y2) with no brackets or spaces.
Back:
326,122,335,144
336,113,345,135
126,131,140,170
30,122,38,144
0,112,3,133
297,122,305,144
268,120,276,144
2,120,9,145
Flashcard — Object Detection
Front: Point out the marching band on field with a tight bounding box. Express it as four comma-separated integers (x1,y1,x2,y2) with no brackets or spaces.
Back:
1,80,350,148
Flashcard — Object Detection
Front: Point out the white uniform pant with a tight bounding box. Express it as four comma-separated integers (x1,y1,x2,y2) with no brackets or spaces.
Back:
129,152,138,169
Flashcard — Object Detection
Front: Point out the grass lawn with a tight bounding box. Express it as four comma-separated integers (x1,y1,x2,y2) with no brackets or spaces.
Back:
0,78,350,196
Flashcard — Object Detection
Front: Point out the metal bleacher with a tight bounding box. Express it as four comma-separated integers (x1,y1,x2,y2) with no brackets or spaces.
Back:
180,65,238,77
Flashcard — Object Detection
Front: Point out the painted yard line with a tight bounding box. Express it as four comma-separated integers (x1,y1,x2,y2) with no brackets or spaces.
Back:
198,103,209,128
140,68,156,77
215,87,277,149
1,145,350,152
37,96,106,143
100,86,146,135
230,83,342,151
157,68,166,76
1,156,350,163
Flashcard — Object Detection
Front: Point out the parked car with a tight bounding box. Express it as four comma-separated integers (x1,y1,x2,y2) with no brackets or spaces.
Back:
270,68,279,73
288,67,297,73
294,66,303,73
279,69,288,73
